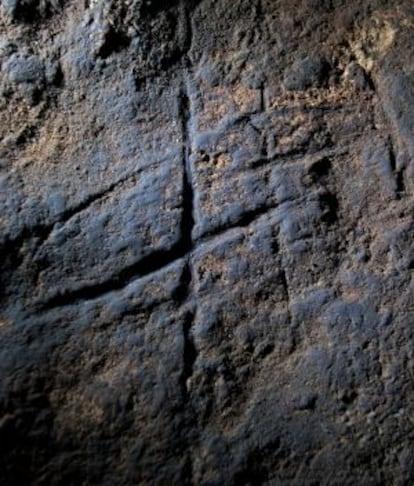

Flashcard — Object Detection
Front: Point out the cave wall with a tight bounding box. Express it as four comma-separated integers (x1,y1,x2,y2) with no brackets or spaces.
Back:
1,0,414,484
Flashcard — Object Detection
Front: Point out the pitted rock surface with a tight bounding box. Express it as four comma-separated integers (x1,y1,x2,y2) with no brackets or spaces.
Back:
1,1,414,484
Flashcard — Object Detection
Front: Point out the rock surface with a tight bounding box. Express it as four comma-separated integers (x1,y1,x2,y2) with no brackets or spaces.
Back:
1,0,414,484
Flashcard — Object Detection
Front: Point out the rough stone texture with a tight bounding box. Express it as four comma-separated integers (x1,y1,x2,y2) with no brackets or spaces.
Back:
1,0,414,484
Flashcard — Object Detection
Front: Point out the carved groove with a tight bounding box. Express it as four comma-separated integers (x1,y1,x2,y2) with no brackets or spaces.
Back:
34,203,287,311
388,139,405,199
1,163,159,255
181,309,197,397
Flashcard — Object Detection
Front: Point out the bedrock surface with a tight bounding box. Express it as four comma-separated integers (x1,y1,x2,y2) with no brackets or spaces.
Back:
1,0,414,484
